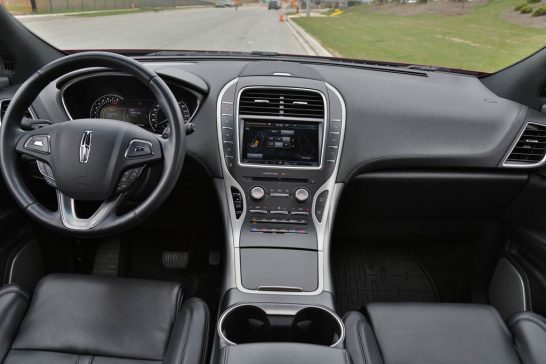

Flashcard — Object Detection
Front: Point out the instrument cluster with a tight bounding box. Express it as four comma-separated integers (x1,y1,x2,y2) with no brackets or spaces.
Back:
61,73,200,135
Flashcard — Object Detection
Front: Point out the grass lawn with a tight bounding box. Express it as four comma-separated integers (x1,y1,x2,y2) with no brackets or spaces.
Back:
293,0,546,73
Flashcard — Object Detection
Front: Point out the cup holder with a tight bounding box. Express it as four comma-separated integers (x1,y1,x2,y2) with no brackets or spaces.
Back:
291,307,343,346
218,304,344,347
220,305,270,344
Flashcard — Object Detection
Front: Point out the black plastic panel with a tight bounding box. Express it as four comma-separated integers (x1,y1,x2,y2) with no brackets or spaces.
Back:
240,248,318,292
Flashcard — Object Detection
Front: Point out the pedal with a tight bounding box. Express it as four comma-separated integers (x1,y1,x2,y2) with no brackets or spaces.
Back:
162,251,189,270
209,249,221,266
92,238,120,276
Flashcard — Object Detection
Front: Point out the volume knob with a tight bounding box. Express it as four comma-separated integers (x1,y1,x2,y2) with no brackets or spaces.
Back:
250,186,266,201
294,188,310,203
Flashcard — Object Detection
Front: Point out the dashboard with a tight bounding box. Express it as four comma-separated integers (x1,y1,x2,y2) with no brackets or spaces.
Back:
2,54,546,300
2,58,542,182
60,73,200,135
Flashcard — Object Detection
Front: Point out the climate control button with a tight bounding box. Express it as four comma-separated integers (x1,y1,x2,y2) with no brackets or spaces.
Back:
294,188,310,203
250,186,266,201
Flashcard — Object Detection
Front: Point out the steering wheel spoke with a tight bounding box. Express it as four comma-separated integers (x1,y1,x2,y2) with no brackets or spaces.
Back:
56,190,125,231
15,125,56,163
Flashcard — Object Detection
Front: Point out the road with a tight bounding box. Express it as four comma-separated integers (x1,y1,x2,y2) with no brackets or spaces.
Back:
18,6,310,55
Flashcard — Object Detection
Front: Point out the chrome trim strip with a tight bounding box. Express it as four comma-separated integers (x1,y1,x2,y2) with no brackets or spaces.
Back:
236,86,327,170
57,191,123,230
216,79,346,296
217,303,345,348
502,121,546,168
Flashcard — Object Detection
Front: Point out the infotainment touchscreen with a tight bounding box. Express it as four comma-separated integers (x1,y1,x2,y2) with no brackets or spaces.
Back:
241,120,320,166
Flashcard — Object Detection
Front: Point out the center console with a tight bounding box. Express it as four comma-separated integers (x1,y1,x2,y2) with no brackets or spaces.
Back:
214,74,346,362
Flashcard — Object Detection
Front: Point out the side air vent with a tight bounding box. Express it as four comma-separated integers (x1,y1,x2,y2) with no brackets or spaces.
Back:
504,122,546,167
0,99,35,124
0,54,15,73
239,88,325,119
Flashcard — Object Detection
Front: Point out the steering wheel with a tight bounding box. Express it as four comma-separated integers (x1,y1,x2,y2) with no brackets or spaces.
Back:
0,52,185,236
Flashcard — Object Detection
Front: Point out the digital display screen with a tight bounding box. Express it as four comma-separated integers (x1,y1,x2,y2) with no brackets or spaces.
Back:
99,102,149,127
241,120,320,166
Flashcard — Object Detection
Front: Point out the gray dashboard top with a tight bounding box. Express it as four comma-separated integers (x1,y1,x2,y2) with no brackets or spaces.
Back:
0,58,536,183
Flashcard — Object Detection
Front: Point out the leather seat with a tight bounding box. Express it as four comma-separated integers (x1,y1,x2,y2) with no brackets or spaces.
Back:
344,302,546,364
0,274,209,364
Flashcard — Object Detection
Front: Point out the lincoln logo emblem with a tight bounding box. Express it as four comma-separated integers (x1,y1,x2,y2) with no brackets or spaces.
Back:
79,131,92,164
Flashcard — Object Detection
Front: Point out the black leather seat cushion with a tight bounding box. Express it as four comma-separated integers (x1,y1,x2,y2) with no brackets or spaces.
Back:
345,302,546,364
0,274,209,364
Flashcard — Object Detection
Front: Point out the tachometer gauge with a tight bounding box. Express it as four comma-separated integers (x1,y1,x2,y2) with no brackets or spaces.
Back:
90,94,124,119
148,101,191,134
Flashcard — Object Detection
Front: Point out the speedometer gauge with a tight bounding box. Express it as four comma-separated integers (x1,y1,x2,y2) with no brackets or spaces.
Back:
90,94,124,119
148,101,191,134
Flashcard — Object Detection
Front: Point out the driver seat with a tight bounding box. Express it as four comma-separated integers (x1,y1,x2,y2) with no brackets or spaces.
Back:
0,274,209,364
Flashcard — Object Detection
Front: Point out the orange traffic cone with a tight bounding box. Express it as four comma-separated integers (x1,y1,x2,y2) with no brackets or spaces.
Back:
279,15,284,22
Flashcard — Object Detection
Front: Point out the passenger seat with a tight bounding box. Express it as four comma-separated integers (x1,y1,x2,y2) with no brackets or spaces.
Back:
344,302,546,364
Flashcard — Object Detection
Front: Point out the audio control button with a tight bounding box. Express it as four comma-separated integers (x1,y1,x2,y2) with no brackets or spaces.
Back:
249,209,267,215
270,210,289,215
250,186,266,201
291,211,309,216
270,192,289,197
294,188,310,203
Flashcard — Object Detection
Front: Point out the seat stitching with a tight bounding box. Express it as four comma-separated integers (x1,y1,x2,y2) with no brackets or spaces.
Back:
357,320,370,364
344,349,351,364
178,306,193,364
198,300,210,364
223,346,229,364
0,286,29,300
510,315,546,332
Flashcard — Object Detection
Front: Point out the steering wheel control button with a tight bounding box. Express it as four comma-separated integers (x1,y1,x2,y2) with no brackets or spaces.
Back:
315,190,329,222
36,161,56,187
116,166,145,192
24,135,50,154
250,186,266,201
294,188,310,203
125,140,153,159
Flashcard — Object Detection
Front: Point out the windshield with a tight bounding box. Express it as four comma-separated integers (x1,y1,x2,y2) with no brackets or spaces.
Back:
4,0,546,73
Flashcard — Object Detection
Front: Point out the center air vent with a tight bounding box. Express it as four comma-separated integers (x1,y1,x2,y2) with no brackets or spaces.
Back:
0,99,35,124
504,122,546,167
239,88,324,119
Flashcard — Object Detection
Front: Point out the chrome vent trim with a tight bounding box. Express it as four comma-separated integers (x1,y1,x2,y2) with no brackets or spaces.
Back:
239,87,325,119
0,98,36,126
503,122,546,168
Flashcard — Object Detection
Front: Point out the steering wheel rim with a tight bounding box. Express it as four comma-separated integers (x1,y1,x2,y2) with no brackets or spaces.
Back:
0,51,185,236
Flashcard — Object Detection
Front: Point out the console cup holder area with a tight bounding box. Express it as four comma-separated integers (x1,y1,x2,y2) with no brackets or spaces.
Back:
218,304,345,348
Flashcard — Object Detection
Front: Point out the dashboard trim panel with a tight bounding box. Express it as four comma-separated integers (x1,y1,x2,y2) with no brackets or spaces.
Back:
216,78,346,296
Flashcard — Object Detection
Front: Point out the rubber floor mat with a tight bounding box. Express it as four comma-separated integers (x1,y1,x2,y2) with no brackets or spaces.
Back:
333,244,438,315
